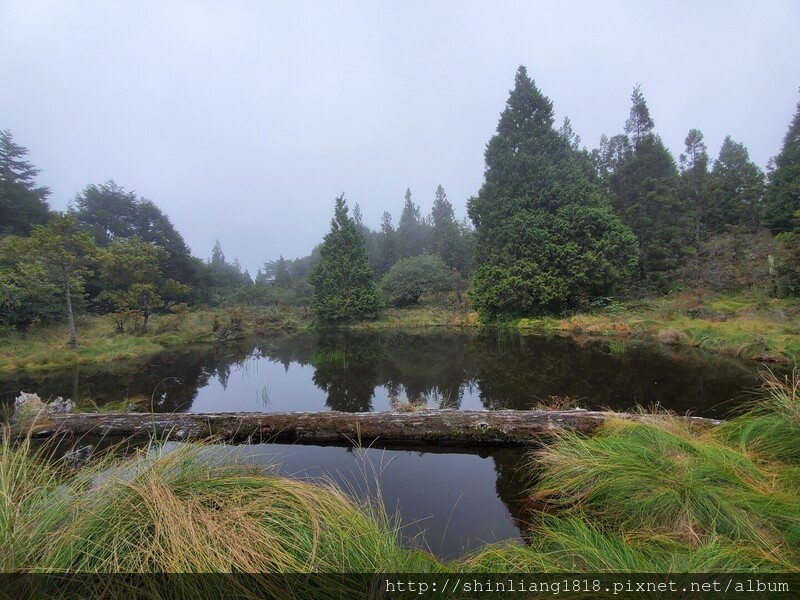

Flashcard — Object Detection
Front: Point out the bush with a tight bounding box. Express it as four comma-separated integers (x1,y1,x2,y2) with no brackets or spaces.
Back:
381,254,453,307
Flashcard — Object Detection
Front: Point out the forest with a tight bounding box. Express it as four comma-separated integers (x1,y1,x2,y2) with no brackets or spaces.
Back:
1,66,798,343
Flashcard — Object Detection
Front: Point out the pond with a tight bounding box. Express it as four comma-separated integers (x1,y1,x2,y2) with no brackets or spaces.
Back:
1,329,772,558
1,329,766,417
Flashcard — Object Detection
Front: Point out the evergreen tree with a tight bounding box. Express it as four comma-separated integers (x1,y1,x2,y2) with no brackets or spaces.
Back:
396,188,429,259
71,181,199,288
608,87,691,286
309,194,383,322
273,255,291,287
0,130,51,236
429,184,465,272
708,136,764,232
679,128,710,243
625,85,655,147
467,66,638,319
763,93,800,233
208,239,251,288
375,211,397,277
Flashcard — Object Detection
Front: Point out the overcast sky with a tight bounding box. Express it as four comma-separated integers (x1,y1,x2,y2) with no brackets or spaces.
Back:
2,1,799,275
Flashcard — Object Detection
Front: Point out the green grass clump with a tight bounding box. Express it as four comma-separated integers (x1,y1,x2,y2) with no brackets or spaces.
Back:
531,418,780,550
513,374,800,571
461,517,775,574
1,434,430,592
717,368,800,464
0,434,76,571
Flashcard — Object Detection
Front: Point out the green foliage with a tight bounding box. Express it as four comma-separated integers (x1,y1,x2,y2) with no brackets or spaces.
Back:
0,256,63,328
70,181,200,289
396,188,430,260
99,236,190,332
381,254,453,307
467,66,638,319
0,130,51,237
6,214,99,346
764,94,800,233
679,128,711,243
310,195,383,322
609,107,691,286
774,230,800,296
430,184,473,275
708,136,765,232
207,239,252,290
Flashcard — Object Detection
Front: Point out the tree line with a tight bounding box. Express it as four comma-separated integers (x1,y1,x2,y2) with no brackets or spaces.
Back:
1,66,798,332
311,67,799,321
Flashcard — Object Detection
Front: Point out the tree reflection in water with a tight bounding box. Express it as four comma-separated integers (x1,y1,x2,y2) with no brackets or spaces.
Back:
1,329,772,419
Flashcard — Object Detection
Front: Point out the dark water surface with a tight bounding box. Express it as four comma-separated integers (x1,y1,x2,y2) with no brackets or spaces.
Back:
2,329,774,558
2,329,768,417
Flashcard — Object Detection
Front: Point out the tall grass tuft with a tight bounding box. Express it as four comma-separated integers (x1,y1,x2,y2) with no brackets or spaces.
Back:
716,367,800,464
33,443,413,574
1,434,432,598
0,430,92,571
520,380,800,571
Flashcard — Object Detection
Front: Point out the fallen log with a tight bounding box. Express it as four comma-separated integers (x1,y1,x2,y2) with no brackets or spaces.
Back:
7,409,723,449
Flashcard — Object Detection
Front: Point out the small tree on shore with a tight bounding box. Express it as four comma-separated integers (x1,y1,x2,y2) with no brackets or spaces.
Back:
9,214,98,346
309,195,383,322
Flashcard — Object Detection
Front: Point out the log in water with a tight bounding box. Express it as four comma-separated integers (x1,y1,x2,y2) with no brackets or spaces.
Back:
7,409,722,449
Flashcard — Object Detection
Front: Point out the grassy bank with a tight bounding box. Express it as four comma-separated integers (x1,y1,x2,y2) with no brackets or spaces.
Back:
516,292,800,363
0,306,304,373
2,371,798,582
1,292,797,372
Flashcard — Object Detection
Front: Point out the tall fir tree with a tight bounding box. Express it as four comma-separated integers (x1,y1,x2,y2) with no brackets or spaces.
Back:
625,85,655,147
396,188,429,259
374,211,397,277
467,66,638,318
310,194,383,322
429,184,466,273
763,93,800,233
708,136,764,232
608,86,691,286
679,128,710,243
0,130,51,236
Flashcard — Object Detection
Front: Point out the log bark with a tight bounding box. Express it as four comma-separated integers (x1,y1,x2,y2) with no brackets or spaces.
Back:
7,409,723,449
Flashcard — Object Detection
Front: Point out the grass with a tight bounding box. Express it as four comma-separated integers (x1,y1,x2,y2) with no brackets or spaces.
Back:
1,291,796,373
1,433,427,583
0,308,306,373
516,292,800,363
493,369,800,573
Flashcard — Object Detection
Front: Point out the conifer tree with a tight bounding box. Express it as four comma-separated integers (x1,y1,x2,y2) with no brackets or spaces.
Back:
467,66,637,318
608,86,691,286
429,185,465,272
310,195,383,322
396,188,428,259
764,93,800,233
0,130,51,236
679,128,710,243
708,136,764,232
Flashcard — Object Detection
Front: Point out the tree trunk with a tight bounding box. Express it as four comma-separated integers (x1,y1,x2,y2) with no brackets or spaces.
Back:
63,267,78,348
8,409,722,450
